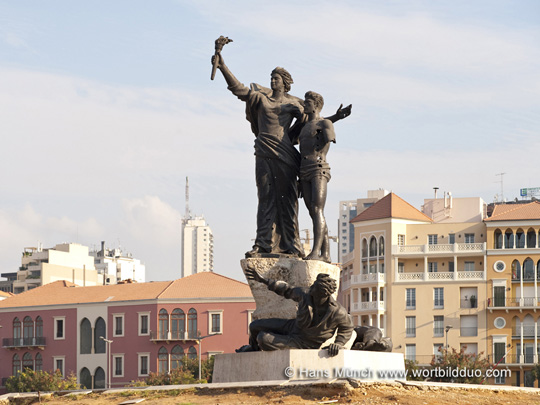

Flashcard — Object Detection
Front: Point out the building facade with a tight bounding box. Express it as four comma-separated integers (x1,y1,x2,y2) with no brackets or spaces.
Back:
0,272,254,389
181,216,214,277
484,201,540,387
340,193,488,375
91,241,146,284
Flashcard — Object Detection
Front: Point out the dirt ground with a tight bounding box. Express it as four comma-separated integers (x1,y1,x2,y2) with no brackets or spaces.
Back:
11,381,540,405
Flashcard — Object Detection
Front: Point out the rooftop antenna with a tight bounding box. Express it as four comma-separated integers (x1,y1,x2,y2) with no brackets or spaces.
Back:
496,173,506,202
184,176,191,223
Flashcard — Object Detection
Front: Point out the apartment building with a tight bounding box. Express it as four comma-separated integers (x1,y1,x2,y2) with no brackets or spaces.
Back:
0,272,255,389
340,193,488,369
484,201,540,387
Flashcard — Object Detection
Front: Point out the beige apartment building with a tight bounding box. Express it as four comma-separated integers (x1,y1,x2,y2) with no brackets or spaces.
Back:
340,193,488,367
484,201,540,387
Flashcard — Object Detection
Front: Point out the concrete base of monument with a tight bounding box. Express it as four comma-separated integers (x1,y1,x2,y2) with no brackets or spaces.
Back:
213,349,406,383
241,258,340,320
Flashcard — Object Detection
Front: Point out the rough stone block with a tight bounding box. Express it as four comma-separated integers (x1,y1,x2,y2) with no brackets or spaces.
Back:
241,258,340,320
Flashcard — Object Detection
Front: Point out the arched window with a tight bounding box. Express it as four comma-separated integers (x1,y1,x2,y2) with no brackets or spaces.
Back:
80,318,92,354
505,229,514,249
537,260,540,280
12,354,21,376
188,309,197,339
35,316,43,339
22,352,33,371
171,345,184,370
158,346,168,373
369,236,377,257
35,353,42,372
512,316,521,338
494,229,503,249
171,309,185,340
378,236,385,256
80,367,92,389
361,239,368,258
516,229,525,248
159,309,169,339
512,260,521,281
23,316,34,344
13,317,21,345
94,367,105,389
94,317,106,354
523,258,534,280
188,346,197,360
523,314,535,338
527,228,536,248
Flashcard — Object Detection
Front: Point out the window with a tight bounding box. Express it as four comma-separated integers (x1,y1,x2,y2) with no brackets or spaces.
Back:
113,354,124,377
94,367,106,389
428,262,438,273
493,342,506,364
494,229,503,249
171,309,185,339
434,288,444,309
138,353,150,376
12,354,21,376
188,346,197,359
35,353,42,372
35,316,43,338
406,316,416,337
158,309,169,339
13,317,21,343
208,311,223,334
80,367,92,389
464,233,475,243
434,344,444,359
464,261,475,272
434,316,444,337
405,344,416,361
406,288,416,309
369,236,377,256
397,235,405,246
80,318,92,354
398,262,404,273
188,308,198,339
171,345,184,370
460,315,478,337
113,314,124,337
53,356,65,376
448,261,455,272
54,317,65,340
94,317,106,354
448,233,455,244
158,347,168,373
378,236,385,256
23,316,34,343
138,312,150,336
22,352,33,371
428,234,438,245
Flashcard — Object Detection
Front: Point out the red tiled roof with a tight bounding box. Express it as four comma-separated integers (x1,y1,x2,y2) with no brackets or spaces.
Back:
351,193,432,223
0,272,253,309
485,201,540,221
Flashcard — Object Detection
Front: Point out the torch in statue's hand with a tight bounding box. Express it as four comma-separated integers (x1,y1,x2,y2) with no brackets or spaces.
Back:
211,35,233,80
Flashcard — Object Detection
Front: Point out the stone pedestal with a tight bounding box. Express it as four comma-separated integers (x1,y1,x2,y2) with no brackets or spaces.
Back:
213,349,406,383
241,258,340,320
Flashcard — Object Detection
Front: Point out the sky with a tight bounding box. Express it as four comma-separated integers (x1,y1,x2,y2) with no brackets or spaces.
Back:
0,0,539,283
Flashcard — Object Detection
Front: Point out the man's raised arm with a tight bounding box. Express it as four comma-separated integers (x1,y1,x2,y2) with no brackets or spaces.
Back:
211,53,248,97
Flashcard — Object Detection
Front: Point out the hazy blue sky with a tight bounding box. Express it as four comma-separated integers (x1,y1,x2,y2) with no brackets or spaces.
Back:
1,1,539,282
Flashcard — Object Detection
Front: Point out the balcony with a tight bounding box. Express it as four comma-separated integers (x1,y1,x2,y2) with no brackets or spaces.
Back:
392,242,485,257
150,331,198,342
3,337,46,349
396,270,484,282
351,301,386,312
488,297,540,309
490,354,537,365
512,325,536,339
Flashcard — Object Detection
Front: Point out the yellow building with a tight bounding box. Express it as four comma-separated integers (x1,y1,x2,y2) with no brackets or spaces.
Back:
340,193,488,368
485,201,540,387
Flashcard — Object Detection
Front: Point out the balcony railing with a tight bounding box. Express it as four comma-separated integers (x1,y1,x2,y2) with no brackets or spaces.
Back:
488,297,540,308
392,242,485,256
3,337,46,348
460,327,478,337
512,325,536,338
512,272,540,282
490,354,537,365
150,331,198,342
351,301,386,312
396,271,484,282
460,299,478,309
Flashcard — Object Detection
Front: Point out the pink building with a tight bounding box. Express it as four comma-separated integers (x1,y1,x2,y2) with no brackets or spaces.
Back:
0,272,254,389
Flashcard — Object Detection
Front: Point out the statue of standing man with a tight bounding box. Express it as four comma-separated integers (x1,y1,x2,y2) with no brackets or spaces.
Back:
212,38,350,260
